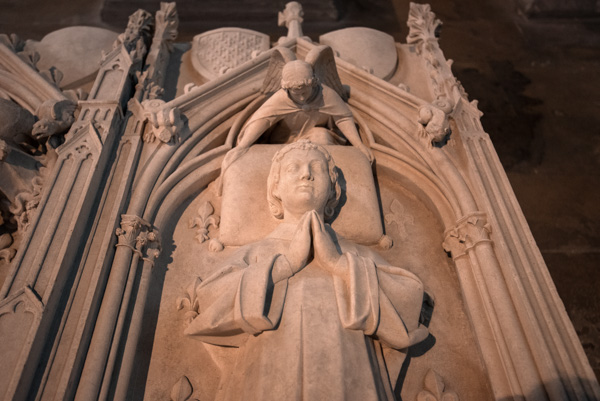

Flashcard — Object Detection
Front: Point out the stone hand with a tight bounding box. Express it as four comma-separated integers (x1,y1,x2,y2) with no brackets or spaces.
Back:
309,211,342,274
284,211,313,274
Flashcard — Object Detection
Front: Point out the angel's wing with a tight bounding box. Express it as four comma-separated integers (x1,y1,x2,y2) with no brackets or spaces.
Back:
305,45,348,101
261,47,297,94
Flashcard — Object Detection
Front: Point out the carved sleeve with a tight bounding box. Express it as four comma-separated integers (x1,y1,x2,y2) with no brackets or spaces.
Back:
184,250,288,347
331,252,426,350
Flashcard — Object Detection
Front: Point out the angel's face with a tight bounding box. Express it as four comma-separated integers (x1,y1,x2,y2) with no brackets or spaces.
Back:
288,84,315,105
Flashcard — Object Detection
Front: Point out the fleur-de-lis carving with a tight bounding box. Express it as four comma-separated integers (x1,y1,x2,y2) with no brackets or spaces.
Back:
188,201,220,243
176,277,202,325
384,199,414,240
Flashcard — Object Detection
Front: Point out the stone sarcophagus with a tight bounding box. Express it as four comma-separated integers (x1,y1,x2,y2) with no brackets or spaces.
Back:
0,2,598,401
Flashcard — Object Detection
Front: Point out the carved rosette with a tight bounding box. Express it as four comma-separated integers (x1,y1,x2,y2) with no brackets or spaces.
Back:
116,214,161,264
443,212,492,259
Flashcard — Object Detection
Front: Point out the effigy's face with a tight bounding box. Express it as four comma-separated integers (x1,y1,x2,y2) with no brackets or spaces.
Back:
288,84,314,105
275,148,331,216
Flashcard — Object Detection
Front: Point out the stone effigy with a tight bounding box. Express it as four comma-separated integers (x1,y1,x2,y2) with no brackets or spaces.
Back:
0,2,598,401
185,141,428,400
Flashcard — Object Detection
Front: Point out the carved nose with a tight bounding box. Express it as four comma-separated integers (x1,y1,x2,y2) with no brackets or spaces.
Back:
299,166,312,180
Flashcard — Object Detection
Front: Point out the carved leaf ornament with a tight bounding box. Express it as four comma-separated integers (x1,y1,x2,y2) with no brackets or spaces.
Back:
407,3,442,55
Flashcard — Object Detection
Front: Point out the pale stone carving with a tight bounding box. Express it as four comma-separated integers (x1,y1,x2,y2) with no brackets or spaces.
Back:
406,3,463,146
219,145,383,246
188,201,219,243
1,2,599,401
140,98,183,143
184,140,429,400
137,2,179,101
191,28,269,80
220,44,372,186
278,1,305,43
32,99,77,140
442,212,492,259
176,276,202,324
107,9,154,64
116,214,161,263
385,198,415,241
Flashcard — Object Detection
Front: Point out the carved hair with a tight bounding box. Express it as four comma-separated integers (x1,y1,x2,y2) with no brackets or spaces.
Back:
267,140,341,221
280,60,317,89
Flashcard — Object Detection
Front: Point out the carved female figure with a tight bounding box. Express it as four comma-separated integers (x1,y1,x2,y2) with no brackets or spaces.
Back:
185,140,428,400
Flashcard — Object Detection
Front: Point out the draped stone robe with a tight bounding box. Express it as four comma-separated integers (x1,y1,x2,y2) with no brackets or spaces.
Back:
185,223,427,401
238,84,354,145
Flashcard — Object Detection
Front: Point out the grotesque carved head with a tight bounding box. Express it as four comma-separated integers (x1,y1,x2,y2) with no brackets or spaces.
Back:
267,140,341,221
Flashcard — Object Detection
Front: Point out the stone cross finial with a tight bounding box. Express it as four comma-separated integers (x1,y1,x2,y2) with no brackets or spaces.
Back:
278,2,304,41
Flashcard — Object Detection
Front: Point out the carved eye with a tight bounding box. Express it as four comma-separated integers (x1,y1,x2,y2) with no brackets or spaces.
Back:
285,163,299,173
310,160,326,173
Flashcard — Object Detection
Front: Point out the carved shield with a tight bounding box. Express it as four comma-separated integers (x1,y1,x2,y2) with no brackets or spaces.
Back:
191,28,270,80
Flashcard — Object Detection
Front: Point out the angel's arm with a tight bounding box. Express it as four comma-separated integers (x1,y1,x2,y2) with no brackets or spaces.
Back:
335,118,373,163
237,118,273,148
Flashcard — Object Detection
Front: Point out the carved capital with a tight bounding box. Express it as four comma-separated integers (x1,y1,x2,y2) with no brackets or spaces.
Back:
137,228,161,264
116,215,148,248
407,3,442,55
115,214,161,264
139,99,183,143
443,212,491,259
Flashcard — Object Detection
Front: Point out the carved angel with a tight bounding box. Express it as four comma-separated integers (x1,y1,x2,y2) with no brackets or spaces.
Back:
220,46,372,186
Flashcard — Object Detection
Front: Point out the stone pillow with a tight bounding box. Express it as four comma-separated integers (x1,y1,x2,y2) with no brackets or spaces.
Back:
219,144,383,246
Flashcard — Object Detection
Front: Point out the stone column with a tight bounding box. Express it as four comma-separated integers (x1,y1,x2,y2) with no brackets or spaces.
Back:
0,9,153,401
74,4,179,401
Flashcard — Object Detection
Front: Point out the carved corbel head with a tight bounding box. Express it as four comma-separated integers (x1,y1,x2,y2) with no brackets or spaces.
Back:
32,99,77,140
417,103,451,146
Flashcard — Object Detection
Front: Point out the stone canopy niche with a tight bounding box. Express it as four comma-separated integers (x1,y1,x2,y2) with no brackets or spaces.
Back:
0,2,598,401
